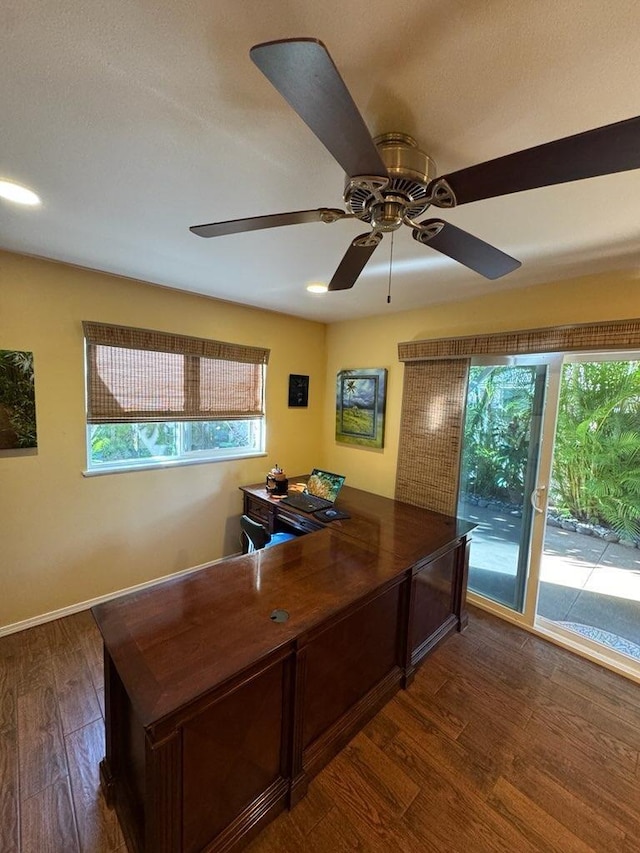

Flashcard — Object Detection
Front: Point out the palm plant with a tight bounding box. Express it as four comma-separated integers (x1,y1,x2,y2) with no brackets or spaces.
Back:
551,361,640,539
462,366,536,502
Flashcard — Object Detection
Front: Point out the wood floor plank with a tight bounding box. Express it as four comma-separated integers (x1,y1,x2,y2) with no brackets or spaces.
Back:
489,775,600,853
16,626,54,696
394,679,469,739
65,719,125,852
427,660,534,729
460,695,638,790
527,702,639,777
47,615,84,654
0,725,19,853
17,685,67,799
405,781,540,853
294,804,375,852
287,774,334,838
21,778,79,853
0,634,20,698
361,707,400,752
511,721,640,840
245,811,307,853
462,608,529,653
407,652,452,695
551,661,640,724
76,618,104,693
0,649,18,734
394,720,499,798
329,788,443,853
437,635,554,699
500,753,628,851
51,646,101,735
334,730,420,815
314,733,419,837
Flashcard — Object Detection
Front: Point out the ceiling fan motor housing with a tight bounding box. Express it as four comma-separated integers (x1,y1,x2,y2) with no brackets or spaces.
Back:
344,133,437,225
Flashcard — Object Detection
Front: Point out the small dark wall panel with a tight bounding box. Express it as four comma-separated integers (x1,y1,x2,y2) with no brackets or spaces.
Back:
302,584,402,750
182,660,285,853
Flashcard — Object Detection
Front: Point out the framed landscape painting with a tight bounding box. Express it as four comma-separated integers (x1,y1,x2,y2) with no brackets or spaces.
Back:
0,349,37,449
335,368,387,448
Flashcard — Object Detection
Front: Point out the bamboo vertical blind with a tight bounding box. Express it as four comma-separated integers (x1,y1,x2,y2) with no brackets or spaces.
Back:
395,359,470,515
83,322,269,424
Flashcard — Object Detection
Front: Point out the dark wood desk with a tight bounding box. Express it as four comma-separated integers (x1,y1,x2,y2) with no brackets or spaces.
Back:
93,479,474,853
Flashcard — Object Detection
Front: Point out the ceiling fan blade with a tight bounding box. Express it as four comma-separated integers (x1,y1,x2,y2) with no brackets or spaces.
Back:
433,115,640,206
190,208,346,238
414,220,521,279
328,234,382,291
250,38,387,179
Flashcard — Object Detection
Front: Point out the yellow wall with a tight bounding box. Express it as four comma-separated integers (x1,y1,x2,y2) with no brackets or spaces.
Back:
2,250,638,631
0,251,327,629
322,270,640,497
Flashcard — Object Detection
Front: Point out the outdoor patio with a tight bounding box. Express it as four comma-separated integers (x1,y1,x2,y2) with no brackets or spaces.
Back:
461,502,640,662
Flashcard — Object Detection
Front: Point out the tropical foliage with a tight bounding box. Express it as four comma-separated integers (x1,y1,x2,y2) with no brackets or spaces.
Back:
89,419,255,465
551,360,640,539
461,360,640,540
0,350,37,448
461,365,539,504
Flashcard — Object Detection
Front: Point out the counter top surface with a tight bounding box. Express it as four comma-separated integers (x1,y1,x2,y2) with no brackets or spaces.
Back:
93,482,474,728
242,478,475,562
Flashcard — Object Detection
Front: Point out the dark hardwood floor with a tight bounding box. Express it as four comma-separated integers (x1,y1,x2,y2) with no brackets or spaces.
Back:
1,605,639,852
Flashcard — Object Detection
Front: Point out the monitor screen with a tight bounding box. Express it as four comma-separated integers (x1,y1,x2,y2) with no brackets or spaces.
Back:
306,469,345,502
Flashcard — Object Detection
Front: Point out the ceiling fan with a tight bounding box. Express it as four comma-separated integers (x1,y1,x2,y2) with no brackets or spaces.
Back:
190,38,640,292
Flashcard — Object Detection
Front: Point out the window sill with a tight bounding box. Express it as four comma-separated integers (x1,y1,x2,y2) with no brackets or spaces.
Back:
82,451,267,477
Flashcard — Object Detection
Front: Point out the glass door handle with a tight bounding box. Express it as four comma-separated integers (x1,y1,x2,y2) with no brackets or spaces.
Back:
530,485,547,514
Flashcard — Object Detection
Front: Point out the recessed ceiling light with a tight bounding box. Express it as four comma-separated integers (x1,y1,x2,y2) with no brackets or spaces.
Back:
306,282,328,294
0,180,41,206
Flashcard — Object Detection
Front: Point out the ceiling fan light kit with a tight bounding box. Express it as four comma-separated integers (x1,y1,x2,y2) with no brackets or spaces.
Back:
190,37,640,294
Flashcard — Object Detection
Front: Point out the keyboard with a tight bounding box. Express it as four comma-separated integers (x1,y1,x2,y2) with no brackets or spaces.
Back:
281,492,333,512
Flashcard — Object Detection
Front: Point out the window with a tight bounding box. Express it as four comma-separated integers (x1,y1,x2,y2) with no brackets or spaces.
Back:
83,322,268,472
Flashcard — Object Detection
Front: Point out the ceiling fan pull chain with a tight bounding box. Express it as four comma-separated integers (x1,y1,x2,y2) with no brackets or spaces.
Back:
387,231,395,304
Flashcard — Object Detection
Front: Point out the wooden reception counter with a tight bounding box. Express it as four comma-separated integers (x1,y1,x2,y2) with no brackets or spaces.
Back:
93,480,474,853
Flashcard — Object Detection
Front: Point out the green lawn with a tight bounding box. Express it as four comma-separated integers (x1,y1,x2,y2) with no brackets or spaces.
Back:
337,408,383,448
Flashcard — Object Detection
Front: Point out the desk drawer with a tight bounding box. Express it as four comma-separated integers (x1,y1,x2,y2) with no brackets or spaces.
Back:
277,507,323,534
244,495,273,526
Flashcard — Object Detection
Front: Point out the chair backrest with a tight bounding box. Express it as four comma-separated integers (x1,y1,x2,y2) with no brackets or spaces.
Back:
240,515,271,552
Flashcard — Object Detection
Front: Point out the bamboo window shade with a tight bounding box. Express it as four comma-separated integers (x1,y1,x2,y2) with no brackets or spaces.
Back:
83,322,269,424
395,318,640,515
398,317,640,361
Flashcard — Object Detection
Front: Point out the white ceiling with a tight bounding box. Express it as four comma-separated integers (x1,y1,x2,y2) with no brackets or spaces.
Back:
3,0,640,324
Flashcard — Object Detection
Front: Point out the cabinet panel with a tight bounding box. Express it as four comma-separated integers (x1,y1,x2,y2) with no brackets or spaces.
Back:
182,659,287,853
302,584,402,751
410,548,456,655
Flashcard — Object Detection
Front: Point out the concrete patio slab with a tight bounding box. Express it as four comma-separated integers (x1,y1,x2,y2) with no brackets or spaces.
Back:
461,501,640,659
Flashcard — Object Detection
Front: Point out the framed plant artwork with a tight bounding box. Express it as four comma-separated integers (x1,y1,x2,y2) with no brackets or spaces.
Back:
288,374,309,407
335,368,387,448
0,349,37,449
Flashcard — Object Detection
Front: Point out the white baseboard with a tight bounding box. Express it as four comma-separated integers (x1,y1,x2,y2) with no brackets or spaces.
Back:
0,553,238,638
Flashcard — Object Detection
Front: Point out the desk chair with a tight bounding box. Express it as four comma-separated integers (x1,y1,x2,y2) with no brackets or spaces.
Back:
240,515,297,553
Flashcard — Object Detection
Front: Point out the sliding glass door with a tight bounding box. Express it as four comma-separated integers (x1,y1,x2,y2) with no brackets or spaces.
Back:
535,355,640,661
458,349,640,673
457,357,556,612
